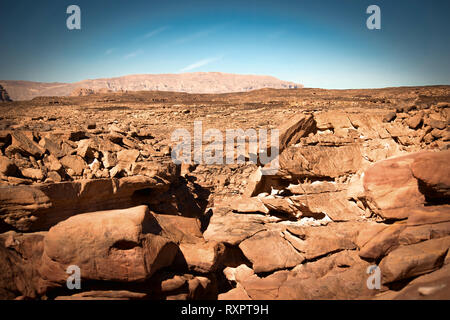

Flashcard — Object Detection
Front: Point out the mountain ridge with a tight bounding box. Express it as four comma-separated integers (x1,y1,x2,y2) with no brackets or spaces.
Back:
0,72,302,101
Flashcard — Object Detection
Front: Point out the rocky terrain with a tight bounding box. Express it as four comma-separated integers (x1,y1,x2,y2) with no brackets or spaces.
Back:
0,85,449,300
0,72,301,101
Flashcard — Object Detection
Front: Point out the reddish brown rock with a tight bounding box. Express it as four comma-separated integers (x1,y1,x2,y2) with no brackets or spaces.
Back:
39,206,178,285
279,144,363,179
410,150,450,200
60,155,86,176
239,230,304,273
406,113,423,129
0,155,18,176
0,231,47,299
5,132,45,158
0,174,175,231
363,150,450,220
278,113,316,153
379,236,450,284
55,290,147,300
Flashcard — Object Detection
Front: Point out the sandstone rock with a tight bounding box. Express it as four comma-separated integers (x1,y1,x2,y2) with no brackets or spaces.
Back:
153,213,203,244
203,207,277,245
6,132,45,158
406,205,450,226
130,160,178,181
0,175,174,231
406,114,423,129
279,144,363,179
102,151,118,169
383,112,396,123
278,113,316,152
153,273,216,300
290,191,364,221
218,284,251,300
43,154,62,172
277,250,374,299
379,236,450,284
55,290,147,300
428,118,446,130
359,224,407,260
68,131,88,141
378,264,450,300
240,271,290,299
243,167,265,197
177,242,225,273
45,171,62,183
0,231,47,299
39,137,65,158
410,150,450,201
76,139,96,159
20,167,44,180
239,230,304,273
231,197,269,214
117,149,140,165
39,205,178,285
60,155,86,176
223,264,255,283
286,222,360,260
0,155,18,176
362,151,450,219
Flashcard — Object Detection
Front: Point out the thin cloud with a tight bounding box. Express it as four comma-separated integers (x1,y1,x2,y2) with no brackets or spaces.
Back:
143,26,169,39
174,27,218,45
124,49,144,59
105,48,115,55
179,56,223,72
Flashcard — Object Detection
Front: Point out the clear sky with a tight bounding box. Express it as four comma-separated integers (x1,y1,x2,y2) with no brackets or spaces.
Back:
0,0,449,88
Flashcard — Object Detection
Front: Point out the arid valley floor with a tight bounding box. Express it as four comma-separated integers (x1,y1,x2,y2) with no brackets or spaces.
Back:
0,86,449,300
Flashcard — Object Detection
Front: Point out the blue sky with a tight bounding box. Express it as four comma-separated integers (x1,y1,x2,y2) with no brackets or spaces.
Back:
0,0,449,88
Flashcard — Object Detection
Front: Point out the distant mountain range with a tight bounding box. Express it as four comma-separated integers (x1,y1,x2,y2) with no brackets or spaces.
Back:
0,72,302,101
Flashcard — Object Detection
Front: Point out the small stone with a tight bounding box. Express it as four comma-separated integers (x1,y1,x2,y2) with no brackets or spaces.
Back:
60,155,87,176
21,167,44,180
406,114,422,129
46,171,62,183
383,112,397,123
69,131,88,141
102,151,117,169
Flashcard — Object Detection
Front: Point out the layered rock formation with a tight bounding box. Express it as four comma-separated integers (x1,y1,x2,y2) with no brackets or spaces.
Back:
0,72,301,101
0,86,449,300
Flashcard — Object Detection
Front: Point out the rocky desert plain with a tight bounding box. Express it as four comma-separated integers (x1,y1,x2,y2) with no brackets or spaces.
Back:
0,79,449,300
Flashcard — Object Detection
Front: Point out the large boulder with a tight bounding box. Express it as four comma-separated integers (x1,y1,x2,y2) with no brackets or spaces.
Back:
363,150,450,220
278,144,364,179
39,205,178,286
238,230,305,273
379,236,450,284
